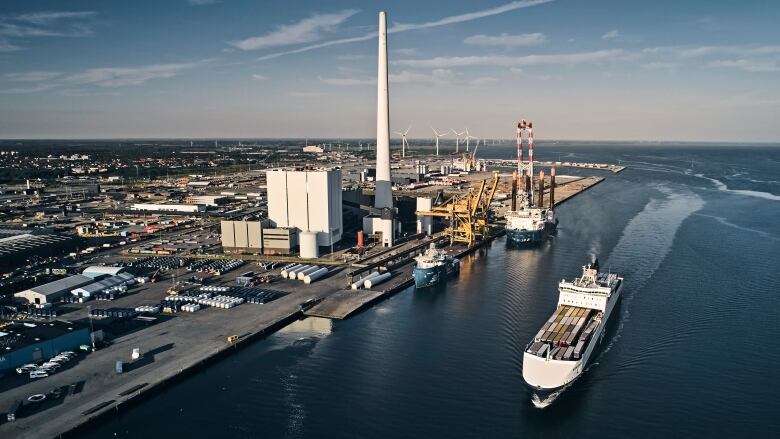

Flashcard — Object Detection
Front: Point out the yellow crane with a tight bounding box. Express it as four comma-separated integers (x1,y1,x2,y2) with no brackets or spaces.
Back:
416,172,499,246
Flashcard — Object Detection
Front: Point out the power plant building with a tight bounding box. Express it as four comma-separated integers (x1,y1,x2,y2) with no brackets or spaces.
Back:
220,220,271,251
266,168,342,246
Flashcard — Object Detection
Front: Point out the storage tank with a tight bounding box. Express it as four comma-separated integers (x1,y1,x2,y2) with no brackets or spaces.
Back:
299,231,319,259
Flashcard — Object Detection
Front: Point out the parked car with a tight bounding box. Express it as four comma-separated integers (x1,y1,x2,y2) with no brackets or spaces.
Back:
29,370,49,379
16,364,37,374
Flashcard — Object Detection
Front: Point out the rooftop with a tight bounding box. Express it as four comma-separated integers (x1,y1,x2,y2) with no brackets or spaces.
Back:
0,320,88,353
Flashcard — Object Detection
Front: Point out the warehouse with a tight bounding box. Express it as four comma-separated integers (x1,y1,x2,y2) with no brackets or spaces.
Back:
266,168,343,246
0,232,76,272
0,321,91,373
15,274,94,305
70,272,136,299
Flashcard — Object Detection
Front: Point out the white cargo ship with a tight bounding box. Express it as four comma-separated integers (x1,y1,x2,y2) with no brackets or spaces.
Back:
522,259,623,394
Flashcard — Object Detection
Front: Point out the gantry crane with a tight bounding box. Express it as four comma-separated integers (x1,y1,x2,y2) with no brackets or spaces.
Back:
416,172,499,246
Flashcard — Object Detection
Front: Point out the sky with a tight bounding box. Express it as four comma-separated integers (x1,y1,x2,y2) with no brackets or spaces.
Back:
0,0,778,142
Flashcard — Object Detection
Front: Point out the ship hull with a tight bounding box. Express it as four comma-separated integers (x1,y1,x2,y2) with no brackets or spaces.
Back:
522,284,622,393
413,262,459,289
506,221,556,246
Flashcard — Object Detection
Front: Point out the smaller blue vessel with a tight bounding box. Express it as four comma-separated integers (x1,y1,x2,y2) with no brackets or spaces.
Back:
413,245,460,289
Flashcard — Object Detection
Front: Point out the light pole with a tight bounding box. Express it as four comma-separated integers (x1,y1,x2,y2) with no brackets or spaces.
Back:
87,304,96,351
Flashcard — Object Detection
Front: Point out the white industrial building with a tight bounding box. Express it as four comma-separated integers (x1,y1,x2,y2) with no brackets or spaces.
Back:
266,168,343,246
132,203,205,213
82,265,125,279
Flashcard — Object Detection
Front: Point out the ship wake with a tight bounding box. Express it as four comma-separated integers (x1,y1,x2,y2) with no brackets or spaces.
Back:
531,384,571,409
600,185,704,356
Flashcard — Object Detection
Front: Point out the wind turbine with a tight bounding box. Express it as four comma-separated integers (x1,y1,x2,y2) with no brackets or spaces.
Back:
431,127,447,156
450,128,464,153
465,128,477,152
393,125,411,158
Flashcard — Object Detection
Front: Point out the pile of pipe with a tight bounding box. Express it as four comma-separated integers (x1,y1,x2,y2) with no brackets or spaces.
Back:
364,272,392,289
281,264,329,284
351,271,391,289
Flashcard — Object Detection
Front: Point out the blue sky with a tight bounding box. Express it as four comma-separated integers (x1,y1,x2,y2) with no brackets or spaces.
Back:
0,0,778,141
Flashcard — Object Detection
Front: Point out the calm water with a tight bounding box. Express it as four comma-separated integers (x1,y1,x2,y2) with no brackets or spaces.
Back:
84,144,780,438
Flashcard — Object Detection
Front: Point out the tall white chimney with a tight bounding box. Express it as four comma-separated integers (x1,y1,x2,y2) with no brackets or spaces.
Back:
374,11,392,210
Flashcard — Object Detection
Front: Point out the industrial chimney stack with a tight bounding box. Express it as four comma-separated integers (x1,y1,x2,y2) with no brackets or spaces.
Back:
374,11,392,210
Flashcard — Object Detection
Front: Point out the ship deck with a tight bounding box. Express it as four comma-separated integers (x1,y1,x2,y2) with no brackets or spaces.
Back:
526,304,601,362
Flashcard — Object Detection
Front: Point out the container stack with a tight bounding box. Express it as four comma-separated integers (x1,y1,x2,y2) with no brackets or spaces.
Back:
529,305,597,359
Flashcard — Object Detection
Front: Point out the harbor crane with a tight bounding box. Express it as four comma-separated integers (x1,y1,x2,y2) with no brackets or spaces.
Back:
416,172,499,246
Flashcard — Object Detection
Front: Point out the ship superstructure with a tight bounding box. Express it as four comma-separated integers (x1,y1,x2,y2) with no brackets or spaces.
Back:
522,259,623,393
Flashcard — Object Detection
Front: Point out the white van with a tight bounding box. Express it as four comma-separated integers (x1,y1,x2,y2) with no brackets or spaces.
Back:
29,370,49,379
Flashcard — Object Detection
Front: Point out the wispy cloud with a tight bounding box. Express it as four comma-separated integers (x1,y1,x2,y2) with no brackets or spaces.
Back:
464,32,546,47
390,69,459,85
708,59,780,73
601,29,640,43
336,54,368,61
646,45,780,58
0,10,97,49
58,88,121,97
0,83,56,94
641,62,675,71
509,67,552,81
0,60,208,95
254,0,553,61
318,76,374,86
395,49,626,68
289,91,326,97
230,9,359,51
14,11,96,25
319,69,474,86
0,38,21,52
393,47,420,56
251,73,268,80
64,61,207,87
642,44,780,73
3,71,62,81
